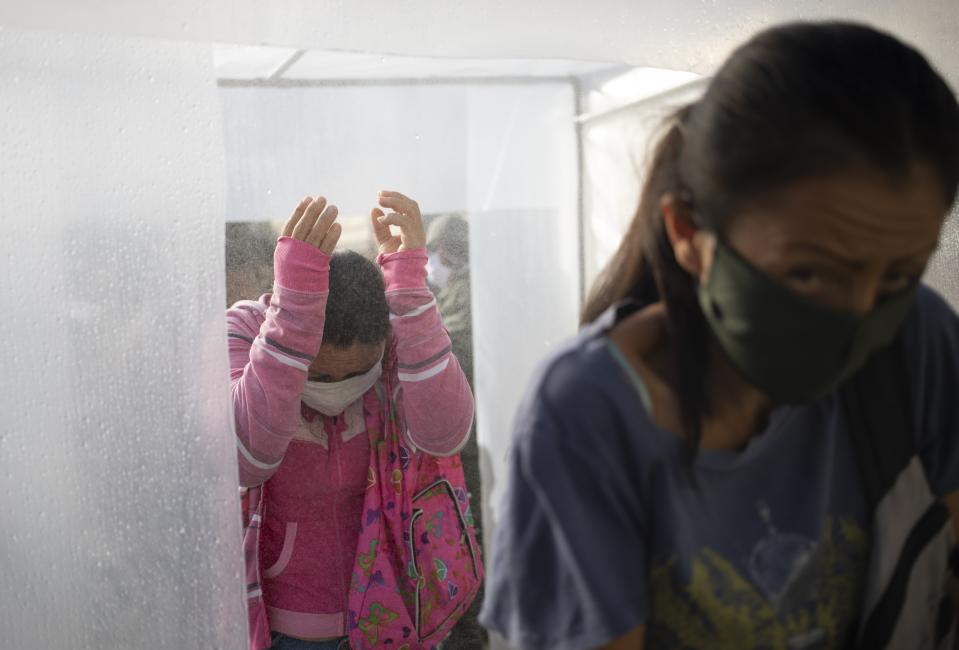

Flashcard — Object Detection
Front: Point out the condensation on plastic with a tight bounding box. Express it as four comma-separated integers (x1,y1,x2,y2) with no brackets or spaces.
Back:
0,28,247,649
0,3,954,649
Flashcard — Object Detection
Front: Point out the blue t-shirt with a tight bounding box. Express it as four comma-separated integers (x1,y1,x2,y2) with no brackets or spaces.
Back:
480,285,959,650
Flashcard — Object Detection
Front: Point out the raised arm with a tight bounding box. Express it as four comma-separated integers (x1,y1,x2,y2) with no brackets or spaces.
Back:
229,196,341,487
372,191,475,456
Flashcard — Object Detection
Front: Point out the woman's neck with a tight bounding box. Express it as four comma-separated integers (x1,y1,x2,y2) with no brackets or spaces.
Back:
609,302,772,452
699,342,772,451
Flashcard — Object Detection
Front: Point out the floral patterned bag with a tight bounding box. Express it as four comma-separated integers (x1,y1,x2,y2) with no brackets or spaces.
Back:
347,370,483,649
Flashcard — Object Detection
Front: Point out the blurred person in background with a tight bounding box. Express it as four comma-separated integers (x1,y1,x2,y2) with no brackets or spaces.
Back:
226,221,278,307
426,214,486,649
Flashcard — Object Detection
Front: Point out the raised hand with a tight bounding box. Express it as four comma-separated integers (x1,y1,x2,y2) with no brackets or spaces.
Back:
371,190,427,255
282,195,342,254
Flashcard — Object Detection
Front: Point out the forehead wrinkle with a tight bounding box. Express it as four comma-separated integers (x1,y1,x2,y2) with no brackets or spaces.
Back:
732,173,945,265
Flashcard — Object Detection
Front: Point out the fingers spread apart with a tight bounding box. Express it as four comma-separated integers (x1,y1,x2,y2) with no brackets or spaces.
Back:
291,196,328,240
282,196,313,237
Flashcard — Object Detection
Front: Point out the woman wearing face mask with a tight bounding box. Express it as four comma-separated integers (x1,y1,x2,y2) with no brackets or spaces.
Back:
481,22,959,650
228,191,476,650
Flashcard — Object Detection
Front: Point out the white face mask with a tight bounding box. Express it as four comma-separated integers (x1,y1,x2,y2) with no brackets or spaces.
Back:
300,357,383,416
426,252,452,290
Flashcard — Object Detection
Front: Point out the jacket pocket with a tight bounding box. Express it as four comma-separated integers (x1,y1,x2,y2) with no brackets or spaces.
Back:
263,521,298,579
408,478,480,641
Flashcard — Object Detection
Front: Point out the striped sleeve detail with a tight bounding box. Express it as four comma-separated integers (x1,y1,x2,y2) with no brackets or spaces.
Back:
232,299,266,315
398,357,450,383
417,426,472,457
380,252,474,457
236,435,283,471
397,345,452,371
390,297,437,320
263,336,313,361
253,336,310,371
228,280,329,487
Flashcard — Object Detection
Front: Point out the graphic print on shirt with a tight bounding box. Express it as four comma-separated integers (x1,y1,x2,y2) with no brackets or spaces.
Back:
648,510,867,650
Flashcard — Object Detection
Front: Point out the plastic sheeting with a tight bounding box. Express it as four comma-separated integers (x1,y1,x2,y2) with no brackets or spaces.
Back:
0,28,246,649
220,84,472,220
2,1,958,91
464,84,580,544
581,79,706,289
219,79,580,549
1,2,958,649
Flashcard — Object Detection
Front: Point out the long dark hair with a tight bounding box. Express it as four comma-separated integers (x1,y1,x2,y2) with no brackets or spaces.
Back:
582,22,959,455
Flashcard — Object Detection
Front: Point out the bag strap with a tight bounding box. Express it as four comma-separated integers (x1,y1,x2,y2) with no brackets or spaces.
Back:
840,335,915,513
839,335,953,649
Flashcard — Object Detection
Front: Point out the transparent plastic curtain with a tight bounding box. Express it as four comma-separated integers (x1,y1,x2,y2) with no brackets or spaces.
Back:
220,84,471,221
581,83,705,289
2,2,957,89
2,1,958,648
465,83,580,539
0,28,247,649
219,78,581,548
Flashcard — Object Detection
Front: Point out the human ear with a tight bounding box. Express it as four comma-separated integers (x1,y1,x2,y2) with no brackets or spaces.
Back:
662,194,704,276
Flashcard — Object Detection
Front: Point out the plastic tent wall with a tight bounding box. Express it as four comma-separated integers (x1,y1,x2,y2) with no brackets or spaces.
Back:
219,77,581,537
2,2,958,89
0,2,957,649
0,28,245,649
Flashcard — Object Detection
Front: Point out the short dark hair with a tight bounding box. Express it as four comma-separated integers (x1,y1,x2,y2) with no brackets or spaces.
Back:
583,22,959,458
323,250,390,348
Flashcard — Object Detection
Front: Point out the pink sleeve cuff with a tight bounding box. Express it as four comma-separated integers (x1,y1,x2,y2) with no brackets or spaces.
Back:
378,248,428,290
273,237,331,293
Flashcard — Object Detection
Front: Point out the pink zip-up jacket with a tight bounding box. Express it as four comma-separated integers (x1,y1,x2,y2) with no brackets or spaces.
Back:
228,237,474,644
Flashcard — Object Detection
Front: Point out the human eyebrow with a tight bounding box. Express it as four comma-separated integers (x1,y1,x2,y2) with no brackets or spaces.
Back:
786,240,938,271
784,242,864,270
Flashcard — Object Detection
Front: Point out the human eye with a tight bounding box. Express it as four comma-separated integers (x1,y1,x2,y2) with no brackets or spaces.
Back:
784,265,831,295
880,268,921,295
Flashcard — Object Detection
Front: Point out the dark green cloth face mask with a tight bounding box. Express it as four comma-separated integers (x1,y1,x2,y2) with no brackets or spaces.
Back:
697,239,917,404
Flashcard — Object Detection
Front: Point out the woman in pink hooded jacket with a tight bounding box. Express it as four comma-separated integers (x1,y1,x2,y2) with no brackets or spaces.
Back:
228,191,475,650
